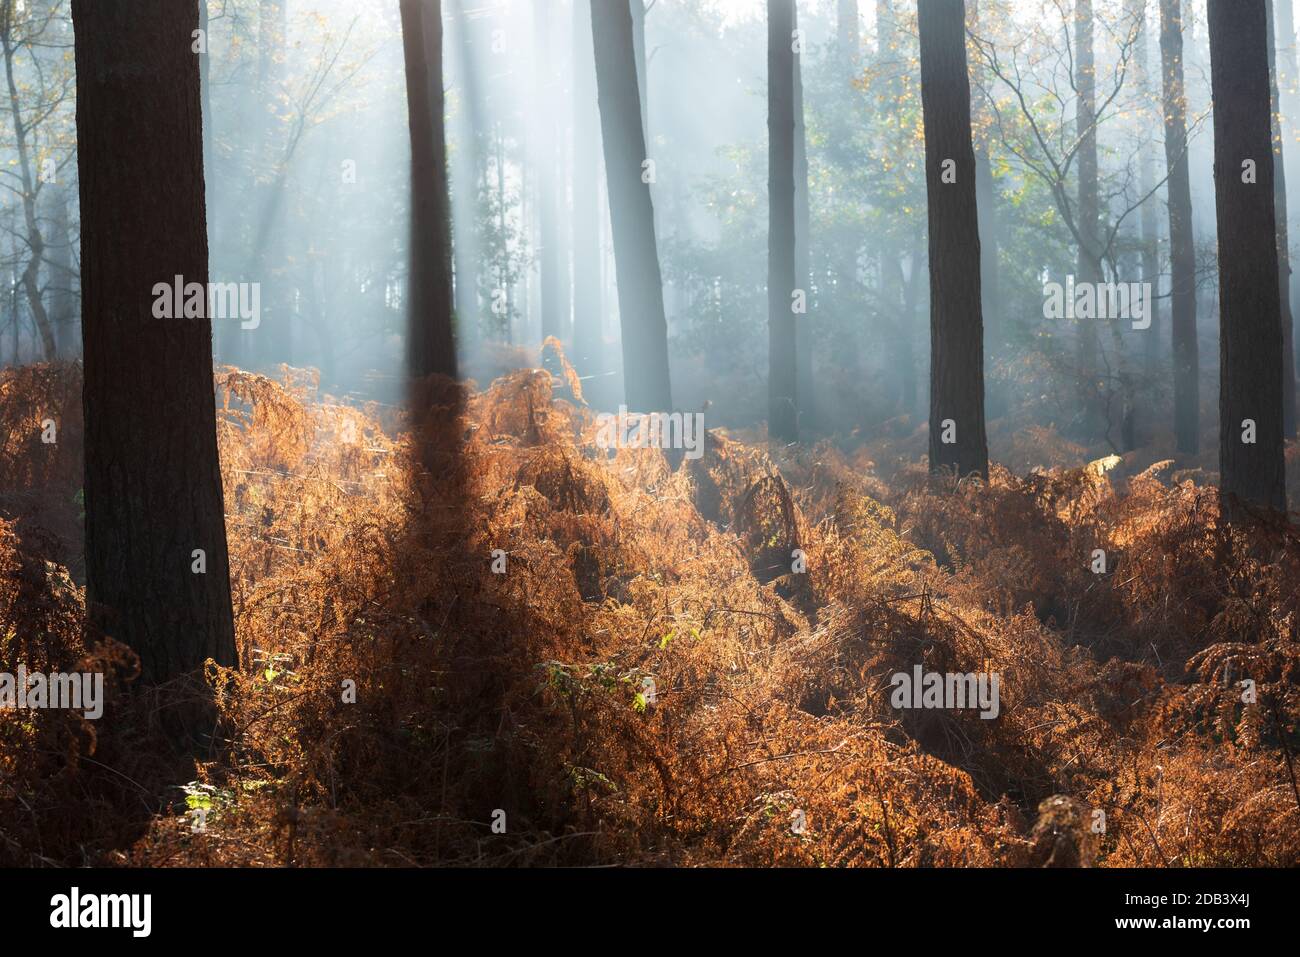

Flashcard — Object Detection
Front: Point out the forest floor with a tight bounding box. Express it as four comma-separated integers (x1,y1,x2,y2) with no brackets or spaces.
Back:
2,353,1299,867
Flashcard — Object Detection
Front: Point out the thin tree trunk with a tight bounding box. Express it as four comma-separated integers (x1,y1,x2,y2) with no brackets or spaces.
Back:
590,0,672,413
401,0,458,379
1160,0,1199,455
794,3,816,431
919,0,989,480
768,0,798,441
72,0,237,690
1207,0,1288,514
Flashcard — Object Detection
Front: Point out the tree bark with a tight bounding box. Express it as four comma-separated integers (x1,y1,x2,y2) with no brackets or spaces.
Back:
919,0,989,480
768,0,798,441
590,0,672,413
401,0,458,380
1207,0,1288,513
1159,0,1199,455
72,0,237,687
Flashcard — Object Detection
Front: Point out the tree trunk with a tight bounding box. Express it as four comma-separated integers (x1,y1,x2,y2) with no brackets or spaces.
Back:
768,0,799,441
1268,0,1298,438
590,0,672,413
1207,0,1288,513
1159,0,1199,455
71,0,237,689
401,0,458,380
919,0,989,480
794,2,816,432
572,0,603,375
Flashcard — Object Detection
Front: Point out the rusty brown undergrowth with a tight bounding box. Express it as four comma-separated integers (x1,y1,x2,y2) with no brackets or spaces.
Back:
1,356,1297,867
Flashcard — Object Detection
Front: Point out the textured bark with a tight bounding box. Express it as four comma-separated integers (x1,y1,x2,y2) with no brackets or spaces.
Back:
590,0,672,413
919,0,989,480
72,0,236,686
401,0,458,379
1159,0,1199,455
1207,0,1288,513
572,0,603,374
767,0,798,441
1267,0,1298,437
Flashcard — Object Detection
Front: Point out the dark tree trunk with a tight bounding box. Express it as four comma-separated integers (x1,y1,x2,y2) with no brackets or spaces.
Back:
401,0,458,379
1268,0,1298,437
919,0,989,480
590,0,672,413
572,0,603,375
767,0,798,441
1207,0,1288,513
72,0,237,687
1159,0,1199,455
794,3,816,432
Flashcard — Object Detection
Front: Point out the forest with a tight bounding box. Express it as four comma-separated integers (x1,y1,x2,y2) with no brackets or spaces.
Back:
0,0,1298,876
